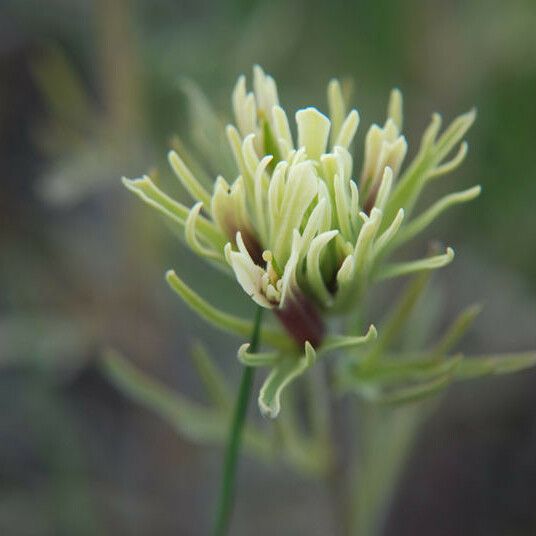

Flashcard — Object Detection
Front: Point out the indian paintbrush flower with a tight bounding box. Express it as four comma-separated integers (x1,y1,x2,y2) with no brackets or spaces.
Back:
123,66,479,417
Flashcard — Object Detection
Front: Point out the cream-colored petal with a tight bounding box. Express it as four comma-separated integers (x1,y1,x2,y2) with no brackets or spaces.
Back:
296,107,331,160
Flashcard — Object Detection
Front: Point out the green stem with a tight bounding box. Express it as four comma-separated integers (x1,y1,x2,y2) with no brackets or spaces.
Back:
213,307,264,536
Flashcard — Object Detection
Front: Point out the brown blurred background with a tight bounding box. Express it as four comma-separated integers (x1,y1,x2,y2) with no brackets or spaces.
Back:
1,0,536,534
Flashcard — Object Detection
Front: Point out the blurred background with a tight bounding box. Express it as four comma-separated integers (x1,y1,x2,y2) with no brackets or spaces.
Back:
1,0,536,534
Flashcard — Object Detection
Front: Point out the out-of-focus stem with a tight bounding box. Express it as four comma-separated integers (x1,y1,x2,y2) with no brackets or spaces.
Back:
348,400,426,536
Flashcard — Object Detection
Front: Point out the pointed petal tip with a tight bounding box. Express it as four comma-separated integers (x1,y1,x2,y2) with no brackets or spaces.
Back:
164,269,176,282
237,343,250,362
367,324,378,340
328,78,340,89
304,341,317,364
225,123,238,137
468,303,484,316
259,399,279,419
122,175,146,187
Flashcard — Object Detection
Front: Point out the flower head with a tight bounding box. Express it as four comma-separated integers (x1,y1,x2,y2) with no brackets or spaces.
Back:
123,66,479,417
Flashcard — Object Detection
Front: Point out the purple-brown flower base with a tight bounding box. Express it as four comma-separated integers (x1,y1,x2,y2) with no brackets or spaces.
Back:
274,293,325,348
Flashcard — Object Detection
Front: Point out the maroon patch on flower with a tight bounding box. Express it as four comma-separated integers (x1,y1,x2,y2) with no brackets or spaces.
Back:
363,182,380,215
226,225,264,266
275,293,325,348
240,231,265,266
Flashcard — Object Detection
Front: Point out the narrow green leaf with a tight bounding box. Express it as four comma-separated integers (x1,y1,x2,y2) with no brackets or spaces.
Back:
382,153,431,227
168,150,213,210
122,175,225,250
258,352,314,418
432,109,476,165
123,175,189,224
456,352,536,380
101,348,219,439
165,270,291,350
100,349,271,458
428,142,468,178
341,351,536,396
350,355,462,387
376,247,454,281
362,272,431,367
184,202,225,262
393,186,481,247
321,324,377,353
373,373,453,406
431,304,482,358
237,344,281,367
382,110,476,226
190,342,232,409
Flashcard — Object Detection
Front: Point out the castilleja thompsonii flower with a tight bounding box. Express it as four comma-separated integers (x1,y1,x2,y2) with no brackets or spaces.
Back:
123,66,479,417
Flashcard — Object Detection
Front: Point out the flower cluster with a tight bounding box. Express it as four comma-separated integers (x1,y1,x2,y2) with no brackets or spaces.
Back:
124,66,479,417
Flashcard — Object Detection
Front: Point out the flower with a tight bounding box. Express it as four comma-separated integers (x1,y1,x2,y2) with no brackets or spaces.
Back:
123,66,479,417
